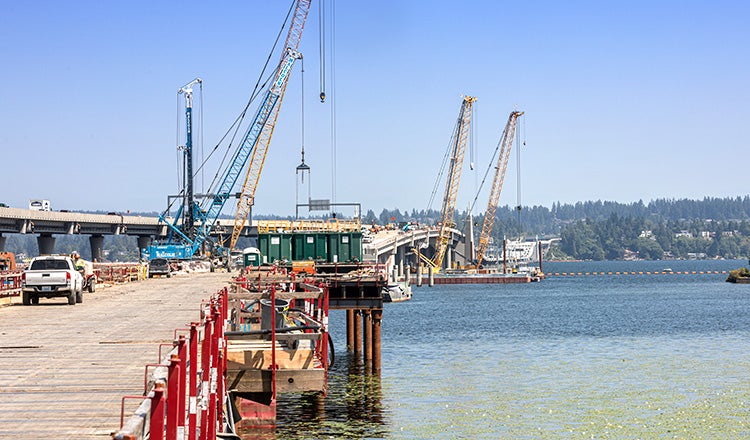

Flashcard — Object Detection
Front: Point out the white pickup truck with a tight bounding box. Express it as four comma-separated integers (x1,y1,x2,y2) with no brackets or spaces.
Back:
22,255,84,305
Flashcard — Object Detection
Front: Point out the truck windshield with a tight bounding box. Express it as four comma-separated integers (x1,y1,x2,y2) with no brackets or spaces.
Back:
30,260,70,270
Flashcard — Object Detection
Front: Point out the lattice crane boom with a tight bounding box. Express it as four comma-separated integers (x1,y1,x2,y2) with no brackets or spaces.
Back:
426,96,476,270
475,110,524,267
230,0,312,250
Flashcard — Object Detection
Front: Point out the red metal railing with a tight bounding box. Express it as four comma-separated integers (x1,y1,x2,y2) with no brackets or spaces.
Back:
113,287,229,440
93,263,145,284
0,272,22,297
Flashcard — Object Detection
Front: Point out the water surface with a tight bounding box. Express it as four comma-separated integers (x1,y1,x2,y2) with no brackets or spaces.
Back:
270,260,750,439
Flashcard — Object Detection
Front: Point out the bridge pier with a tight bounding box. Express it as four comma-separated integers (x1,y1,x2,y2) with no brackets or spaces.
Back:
37,234,56,255
0,234,5,252
137,236,152,260
89,235,104,262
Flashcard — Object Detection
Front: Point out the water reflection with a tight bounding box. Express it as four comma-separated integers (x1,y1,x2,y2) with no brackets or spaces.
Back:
238,353,387,439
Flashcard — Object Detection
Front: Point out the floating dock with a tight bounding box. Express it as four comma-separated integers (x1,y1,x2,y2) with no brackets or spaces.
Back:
412,272,542,284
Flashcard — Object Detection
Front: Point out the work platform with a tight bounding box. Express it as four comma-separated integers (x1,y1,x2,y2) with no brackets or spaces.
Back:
0,271,232,439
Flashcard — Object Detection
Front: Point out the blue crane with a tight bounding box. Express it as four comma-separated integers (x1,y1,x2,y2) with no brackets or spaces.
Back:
148,0,312,260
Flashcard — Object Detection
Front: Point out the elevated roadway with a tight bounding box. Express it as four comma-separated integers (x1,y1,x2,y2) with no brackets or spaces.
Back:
363,226,470,278
0,207,254,258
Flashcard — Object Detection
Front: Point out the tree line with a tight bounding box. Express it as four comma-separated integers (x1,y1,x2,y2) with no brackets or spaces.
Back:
365,196,750,260
6,196,750,261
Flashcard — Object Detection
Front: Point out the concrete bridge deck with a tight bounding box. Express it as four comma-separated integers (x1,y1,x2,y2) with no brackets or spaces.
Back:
0,271,232,439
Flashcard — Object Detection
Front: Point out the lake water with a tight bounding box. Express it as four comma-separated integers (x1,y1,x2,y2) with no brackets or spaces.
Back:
269,259,750,439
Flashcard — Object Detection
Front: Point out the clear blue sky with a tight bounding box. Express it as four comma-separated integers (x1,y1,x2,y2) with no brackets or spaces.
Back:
2,1,747,218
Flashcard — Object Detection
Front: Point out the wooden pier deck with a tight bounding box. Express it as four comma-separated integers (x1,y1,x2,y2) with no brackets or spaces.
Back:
0,271,232,439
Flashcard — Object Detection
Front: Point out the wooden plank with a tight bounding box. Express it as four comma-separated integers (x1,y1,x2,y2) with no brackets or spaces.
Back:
225,369,326,393
227,346,316,369
0,271,232,439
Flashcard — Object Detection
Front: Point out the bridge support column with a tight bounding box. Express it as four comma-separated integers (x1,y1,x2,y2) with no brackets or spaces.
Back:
397,246,405,278
446,248,452,270
137,236,152,260
416,264,422,287
90,235,104,262
0,234,5,252
37,234,56,255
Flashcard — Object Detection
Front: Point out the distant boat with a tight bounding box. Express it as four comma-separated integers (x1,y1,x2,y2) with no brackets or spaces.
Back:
483,238,542,267
382,281,412,302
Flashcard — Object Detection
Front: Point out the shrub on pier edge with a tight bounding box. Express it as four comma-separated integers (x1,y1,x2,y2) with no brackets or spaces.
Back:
726,267,750,283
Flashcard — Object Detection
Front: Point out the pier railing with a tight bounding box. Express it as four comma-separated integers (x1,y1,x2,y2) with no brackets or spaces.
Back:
0,272,22,298
113,287,229,440
93,263,146,283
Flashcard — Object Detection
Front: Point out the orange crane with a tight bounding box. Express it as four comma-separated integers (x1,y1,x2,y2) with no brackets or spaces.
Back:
475,110,524,267
416,96,476,271
230,0,312,250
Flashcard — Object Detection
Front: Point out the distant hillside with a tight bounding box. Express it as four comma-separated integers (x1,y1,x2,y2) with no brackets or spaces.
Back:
6,196,749,261
366,196,750,261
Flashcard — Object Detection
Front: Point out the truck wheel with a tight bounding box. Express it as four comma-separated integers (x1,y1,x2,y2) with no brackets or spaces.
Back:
22,292,30,305
88,278,96,293
68,290,76,305
31,295,39,305
76,289,83,303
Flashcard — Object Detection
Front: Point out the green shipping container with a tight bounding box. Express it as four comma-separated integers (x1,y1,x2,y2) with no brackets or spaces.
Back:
326,232,363,263
315,233,329,260
258,233,292,263
291,233,329,261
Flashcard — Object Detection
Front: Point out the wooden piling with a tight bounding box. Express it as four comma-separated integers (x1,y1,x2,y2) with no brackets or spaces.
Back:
372,309,382,372
353,310,362,355
346,310,355,351
363,310,372,367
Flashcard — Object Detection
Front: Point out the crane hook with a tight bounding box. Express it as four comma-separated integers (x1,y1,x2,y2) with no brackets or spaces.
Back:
320,92,326,103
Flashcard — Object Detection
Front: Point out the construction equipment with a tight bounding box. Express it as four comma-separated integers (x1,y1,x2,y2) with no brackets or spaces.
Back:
475,110,524,267
148,0,312,260
415,96,476,271
0,252,16,272
230,0,311,250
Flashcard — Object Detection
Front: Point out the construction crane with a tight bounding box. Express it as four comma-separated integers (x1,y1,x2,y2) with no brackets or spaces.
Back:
148,0,312,260
475,110,524,267
416,96,476,271
230,0,311,250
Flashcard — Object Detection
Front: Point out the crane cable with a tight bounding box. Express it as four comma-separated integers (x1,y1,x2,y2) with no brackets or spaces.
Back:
516,113,524,226
319,0,326,102
329,0,337,208
427,111,462,212
467,119,505,216
195,1,297,210
301,56,306,178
